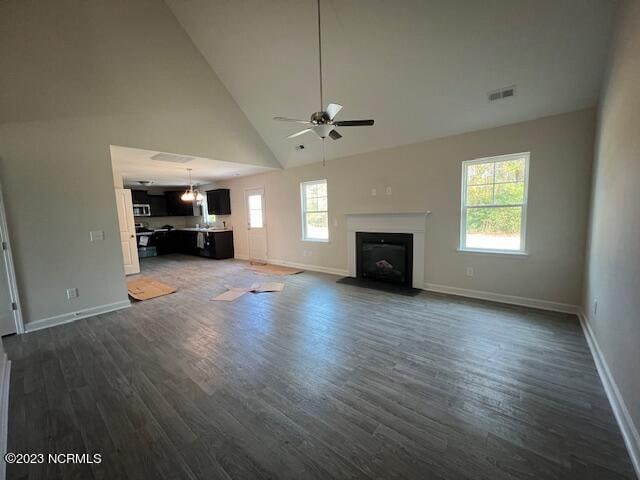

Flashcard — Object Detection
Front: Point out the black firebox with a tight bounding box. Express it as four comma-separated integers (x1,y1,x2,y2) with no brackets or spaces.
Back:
356,232,413,287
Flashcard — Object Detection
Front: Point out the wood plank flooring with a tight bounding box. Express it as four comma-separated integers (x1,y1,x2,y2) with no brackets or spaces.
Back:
3,254,636,479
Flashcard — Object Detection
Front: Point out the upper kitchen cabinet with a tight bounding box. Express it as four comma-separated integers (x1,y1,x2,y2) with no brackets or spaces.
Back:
165,191,196,216
132,189,148,203
207,189,231,215
131,190,167,216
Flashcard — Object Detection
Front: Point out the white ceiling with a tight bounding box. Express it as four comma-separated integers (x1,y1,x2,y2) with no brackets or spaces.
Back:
165,0,616,168
110,145,276,187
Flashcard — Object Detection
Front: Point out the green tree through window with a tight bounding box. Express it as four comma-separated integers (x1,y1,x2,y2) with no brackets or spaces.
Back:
461,153,529,252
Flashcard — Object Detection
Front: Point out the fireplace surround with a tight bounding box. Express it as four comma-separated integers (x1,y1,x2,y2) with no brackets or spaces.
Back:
345,212,429,289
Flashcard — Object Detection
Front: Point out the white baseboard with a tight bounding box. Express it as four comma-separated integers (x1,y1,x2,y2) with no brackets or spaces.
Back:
423,282,578,314
234,253,349,277
0,353,10,480
578,309,640,478
265,258,349,277
24,300,131,333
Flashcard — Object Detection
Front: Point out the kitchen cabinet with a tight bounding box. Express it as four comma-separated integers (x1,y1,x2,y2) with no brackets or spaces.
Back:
206,189,231,215
199,230,234,259
150,229,234,259
147,194,167,217
165,191,195,216
132,190,167,217
132,189,147,203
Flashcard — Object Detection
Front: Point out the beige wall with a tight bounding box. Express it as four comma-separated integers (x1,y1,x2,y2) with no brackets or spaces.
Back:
583,0,640,458
220,108,595,307
0,0,277,325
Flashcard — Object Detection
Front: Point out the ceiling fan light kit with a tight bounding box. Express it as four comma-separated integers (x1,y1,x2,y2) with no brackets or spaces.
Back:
273,0,374,164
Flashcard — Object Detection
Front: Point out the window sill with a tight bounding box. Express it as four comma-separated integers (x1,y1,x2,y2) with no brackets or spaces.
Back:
457,248,528,256
302,238,330,243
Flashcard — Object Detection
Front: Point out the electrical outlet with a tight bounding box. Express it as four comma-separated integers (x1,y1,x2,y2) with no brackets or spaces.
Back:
466,266,474,277
385,186,392,195
90,230,105,242
333,218,338,227
66,288,79,300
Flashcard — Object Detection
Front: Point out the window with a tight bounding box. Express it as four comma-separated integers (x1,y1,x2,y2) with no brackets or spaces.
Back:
301,179,329,241
460,152,529,253
248,193,263,228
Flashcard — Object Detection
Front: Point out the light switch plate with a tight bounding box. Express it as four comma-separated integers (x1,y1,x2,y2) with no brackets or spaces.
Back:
66,287,79,300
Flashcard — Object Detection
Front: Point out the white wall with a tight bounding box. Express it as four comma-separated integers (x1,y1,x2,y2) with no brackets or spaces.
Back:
0,0,277,325
220,108,595,308
583,0,640,470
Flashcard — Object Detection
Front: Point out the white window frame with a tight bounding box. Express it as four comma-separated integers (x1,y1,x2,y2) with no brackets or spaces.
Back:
459,152,530,255
300,179,329,242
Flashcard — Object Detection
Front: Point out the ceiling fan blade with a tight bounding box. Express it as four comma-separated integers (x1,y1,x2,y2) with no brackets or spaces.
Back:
325,103,343,120
328,129,342,140
287,128,312,139
334,119,374,126
274,116,312,124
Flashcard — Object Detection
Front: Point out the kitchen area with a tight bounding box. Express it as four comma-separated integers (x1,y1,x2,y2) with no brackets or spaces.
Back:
133,186,234,261
110,144,276,275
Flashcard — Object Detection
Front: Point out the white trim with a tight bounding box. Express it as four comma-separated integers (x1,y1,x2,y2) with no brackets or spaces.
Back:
0,352,10,480
235,253,347,276
0,180,24,334
423,282,578,314
460,152,529,254
24,300,131,333
457,248,528,256
578,309,640,478
252,257,348,277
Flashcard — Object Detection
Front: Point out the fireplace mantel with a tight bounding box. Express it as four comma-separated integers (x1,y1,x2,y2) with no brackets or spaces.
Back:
345,212,429,288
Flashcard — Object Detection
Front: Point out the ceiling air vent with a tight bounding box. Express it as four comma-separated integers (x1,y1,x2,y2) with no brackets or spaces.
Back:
488,85,516,102
150,152,195,164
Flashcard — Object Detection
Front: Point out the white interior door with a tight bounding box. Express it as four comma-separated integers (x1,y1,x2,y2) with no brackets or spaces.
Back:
0,243,16,336
115,188,140,275
0,182,20,335
245,188,267,263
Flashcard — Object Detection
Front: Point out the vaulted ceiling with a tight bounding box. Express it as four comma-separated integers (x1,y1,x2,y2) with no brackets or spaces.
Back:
165,0,616,168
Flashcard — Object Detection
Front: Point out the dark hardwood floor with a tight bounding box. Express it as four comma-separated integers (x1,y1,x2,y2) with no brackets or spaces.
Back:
3,254,636,479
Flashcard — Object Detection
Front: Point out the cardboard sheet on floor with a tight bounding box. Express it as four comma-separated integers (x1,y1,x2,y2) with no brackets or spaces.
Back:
250,282,285,293
211,282,285,302
212,288,249,302
127,276,176,300
249,264,303,276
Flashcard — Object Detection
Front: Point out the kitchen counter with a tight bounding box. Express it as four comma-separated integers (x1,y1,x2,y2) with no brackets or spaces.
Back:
176,227,232,232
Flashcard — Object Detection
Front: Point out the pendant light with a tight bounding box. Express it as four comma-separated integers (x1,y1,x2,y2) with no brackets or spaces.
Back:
181,168,204,204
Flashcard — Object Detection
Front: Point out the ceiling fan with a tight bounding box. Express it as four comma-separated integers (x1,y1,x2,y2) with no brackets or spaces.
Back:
273,0,374,144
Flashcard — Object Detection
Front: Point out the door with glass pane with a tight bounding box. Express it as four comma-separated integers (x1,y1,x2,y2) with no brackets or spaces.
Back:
245,188,267,263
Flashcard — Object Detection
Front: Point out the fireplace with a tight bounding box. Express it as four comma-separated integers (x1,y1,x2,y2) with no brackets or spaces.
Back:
356,232,413,287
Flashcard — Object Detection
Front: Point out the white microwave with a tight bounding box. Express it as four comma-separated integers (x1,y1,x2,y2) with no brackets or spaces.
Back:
133,204,151,216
